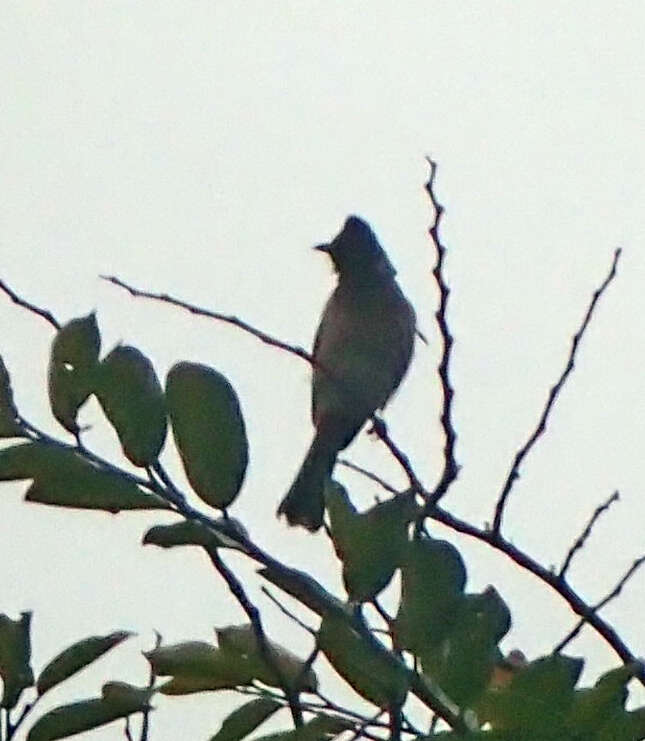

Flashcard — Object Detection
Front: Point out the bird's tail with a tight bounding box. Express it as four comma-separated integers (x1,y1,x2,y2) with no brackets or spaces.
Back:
277,434,338,531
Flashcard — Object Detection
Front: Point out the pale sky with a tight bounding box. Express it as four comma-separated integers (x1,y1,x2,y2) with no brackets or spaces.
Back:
1,3,644,739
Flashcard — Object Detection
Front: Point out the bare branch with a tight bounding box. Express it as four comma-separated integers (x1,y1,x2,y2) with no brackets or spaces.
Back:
492,248,622,534
206,548,304,727
101,274,311,362
554,554,645,655
559,491,620,579
140,631,161,741
124,717,134,741
345,710,387,741
0,278,60,330
261,586,318,637
369,417,428,496
424,158,460,506
337,459,401,496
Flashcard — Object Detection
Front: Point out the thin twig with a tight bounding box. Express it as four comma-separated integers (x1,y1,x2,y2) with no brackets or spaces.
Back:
553,555,645,654
337,459,401,495
5,695,39,740
371,599,394,632
261,587,318,637
0,279,60,330
424,158,460,506
206,548,303,727
345,710,387,741
101,275,311,362
369,417,428,495
124,718,134,741
559,491,620,578
140,632,161,741
492,248,621,534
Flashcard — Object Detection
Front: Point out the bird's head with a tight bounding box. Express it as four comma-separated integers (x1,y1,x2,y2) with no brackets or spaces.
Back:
315,216,396,278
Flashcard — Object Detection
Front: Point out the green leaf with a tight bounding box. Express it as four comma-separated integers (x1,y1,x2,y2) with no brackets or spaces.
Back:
0,357,24,437
421,587,511,708
100,681,154,712
143,518,248,551
394,537,467,655
166,362,248,510
254,713,353,741
317,614,408,708
145,641,255,693
26,686,152,741
47,313,101,434
602,706,645,741
0,442,170,512
208,698,281,741
37,631,133,696
145,640,222,676
95,345,167,466
564,662,641,737
326,482,417,602
477,653,583,734
216,624,318,692
0,612,34,709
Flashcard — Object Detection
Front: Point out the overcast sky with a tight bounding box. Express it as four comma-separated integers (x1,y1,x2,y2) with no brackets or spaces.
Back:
1,3,644,739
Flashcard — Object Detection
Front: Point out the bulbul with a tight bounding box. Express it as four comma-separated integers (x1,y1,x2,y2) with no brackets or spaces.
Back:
277,215,416,531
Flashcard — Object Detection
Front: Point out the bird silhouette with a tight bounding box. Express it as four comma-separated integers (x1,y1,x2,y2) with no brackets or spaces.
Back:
277,216,416,531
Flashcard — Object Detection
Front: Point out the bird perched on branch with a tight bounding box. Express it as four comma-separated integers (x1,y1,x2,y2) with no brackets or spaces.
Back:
277,216,416,531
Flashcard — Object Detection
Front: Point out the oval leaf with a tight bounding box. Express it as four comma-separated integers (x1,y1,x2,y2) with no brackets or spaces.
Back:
420,587,511,708
479,654,583,734
0,357,24,437
326,482,417,602
0,442,169,512
48,313,101,434
37,631,132,696
144,641,221,676
318,615,408,708
216,624,317,692
252,714,352,741
145,641,255,693
166,362,248,510
0,612,34,709
95,345,167,466
209,698,281,741
101,681,154,712
143,518,247,551
394,537,467,655
26,692,150,741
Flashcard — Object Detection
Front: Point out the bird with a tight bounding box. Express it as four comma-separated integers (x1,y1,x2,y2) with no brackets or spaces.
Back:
277,215,416,531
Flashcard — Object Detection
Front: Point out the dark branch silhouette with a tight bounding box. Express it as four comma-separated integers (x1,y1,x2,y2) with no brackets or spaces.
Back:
492,247,621,534
559,490,620,579
553,554,645,655
0,279,60,330
206,547,304,727
425,157,460,506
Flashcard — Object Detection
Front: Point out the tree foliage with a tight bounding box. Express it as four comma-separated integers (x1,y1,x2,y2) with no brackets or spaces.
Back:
0,164,642,741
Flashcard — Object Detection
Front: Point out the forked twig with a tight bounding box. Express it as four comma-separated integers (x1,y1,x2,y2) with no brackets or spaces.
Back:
554,555,645,655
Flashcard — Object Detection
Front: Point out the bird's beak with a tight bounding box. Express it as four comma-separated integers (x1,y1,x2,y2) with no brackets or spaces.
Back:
313,243,330,253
